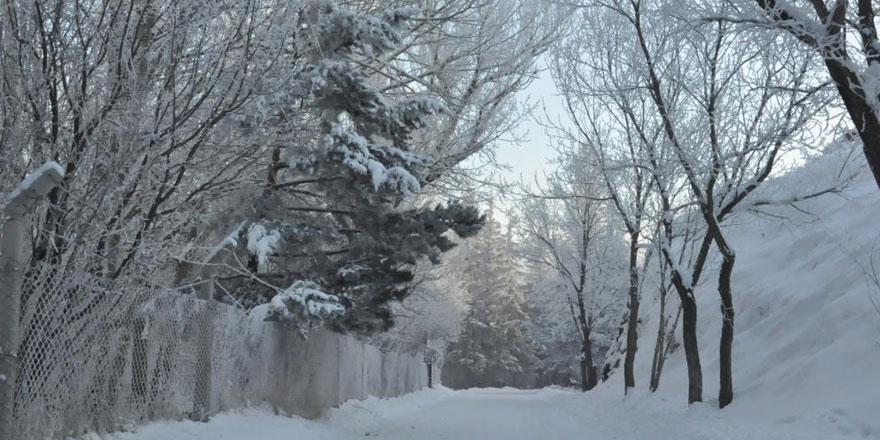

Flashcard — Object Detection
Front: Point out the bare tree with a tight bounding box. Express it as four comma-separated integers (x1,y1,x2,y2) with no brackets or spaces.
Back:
0,0,294,285
553,0,832,406
712,0,880,189
647,207,701,393
551,18,655,395
601,0,828,406
515,148,625,390
364,0,570,197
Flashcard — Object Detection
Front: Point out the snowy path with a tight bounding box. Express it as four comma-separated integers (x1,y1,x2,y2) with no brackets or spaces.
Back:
93,387,865,440
348,388,854,440
347,388,590,439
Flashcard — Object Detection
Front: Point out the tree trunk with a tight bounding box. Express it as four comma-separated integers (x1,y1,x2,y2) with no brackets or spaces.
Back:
579,358,589,392
667,263,703,404
575,292,597,391
624,236,640,392
649,300,666,392
655,303,681,391
583,321,597,390
681,293,702,403
822,59,880,189
718,252,736,408
190,229,240,421
192,282,216,422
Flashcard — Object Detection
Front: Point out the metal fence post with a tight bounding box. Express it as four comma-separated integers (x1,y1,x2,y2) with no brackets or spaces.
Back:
0,163,64,440
191,228,239,421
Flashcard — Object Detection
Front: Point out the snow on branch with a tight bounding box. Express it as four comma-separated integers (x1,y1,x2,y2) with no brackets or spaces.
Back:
247,223,281,273
322,124,425,196
267,280,345,324
300,5,420,59
204,222,244,266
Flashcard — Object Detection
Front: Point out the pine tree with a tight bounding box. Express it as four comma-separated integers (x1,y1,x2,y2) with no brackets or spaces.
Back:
444,213,536,387
217,2,485,335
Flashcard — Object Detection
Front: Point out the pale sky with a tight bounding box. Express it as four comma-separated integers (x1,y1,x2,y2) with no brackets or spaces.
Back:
494,59,564,189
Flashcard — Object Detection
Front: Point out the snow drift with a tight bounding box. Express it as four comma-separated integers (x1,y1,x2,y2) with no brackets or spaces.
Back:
603,148,880,438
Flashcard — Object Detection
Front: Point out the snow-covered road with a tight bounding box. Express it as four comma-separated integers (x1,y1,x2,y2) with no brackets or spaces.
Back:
93,386,865,440
348,388,589,439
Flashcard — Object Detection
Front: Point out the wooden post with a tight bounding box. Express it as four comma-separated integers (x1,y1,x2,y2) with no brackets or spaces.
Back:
0,163,64,440
424,342,436,389
427,362,433,388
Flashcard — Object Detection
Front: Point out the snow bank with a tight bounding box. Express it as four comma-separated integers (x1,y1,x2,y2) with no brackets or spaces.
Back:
77,387,455,440
602,149,880,438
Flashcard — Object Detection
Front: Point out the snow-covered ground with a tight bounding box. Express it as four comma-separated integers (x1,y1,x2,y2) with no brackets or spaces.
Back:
78,385,867,440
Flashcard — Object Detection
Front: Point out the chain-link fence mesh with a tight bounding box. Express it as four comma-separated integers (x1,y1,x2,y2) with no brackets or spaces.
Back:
12,265,428,440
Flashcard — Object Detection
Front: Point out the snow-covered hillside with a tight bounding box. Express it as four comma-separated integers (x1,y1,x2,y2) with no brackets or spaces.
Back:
603,150,880,438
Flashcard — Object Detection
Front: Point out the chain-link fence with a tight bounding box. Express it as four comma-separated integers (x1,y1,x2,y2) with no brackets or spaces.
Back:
11,264,427,440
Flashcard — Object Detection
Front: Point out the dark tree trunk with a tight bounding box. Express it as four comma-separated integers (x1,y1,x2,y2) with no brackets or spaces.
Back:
624,235,640,392
667,262,702,403
822,57,880,189
758,0,880,189
267,146,287,187
655,304,681,391
649,302,666,392
656,215,710,404
650,264,677,392
680,293,702,404
706,220,735,408
576,294,597,391
718,252,736,408
583,321,597,390
580,358,589,392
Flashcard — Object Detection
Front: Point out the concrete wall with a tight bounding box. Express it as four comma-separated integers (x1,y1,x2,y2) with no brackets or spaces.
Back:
258,326,427,419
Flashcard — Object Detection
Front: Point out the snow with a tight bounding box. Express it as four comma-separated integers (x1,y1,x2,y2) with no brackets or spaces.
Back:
385,165,421,196
322,123,425,196
204,222,244,264
74,386,866,440
601,149,880,439
269,280,345,321
336,264,365,277
246,223,280,272
2,161,64,208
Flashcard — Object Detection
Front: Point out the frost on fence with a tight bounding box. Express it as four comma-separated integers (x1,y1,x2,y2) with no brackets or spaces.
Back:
11,265,427,440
